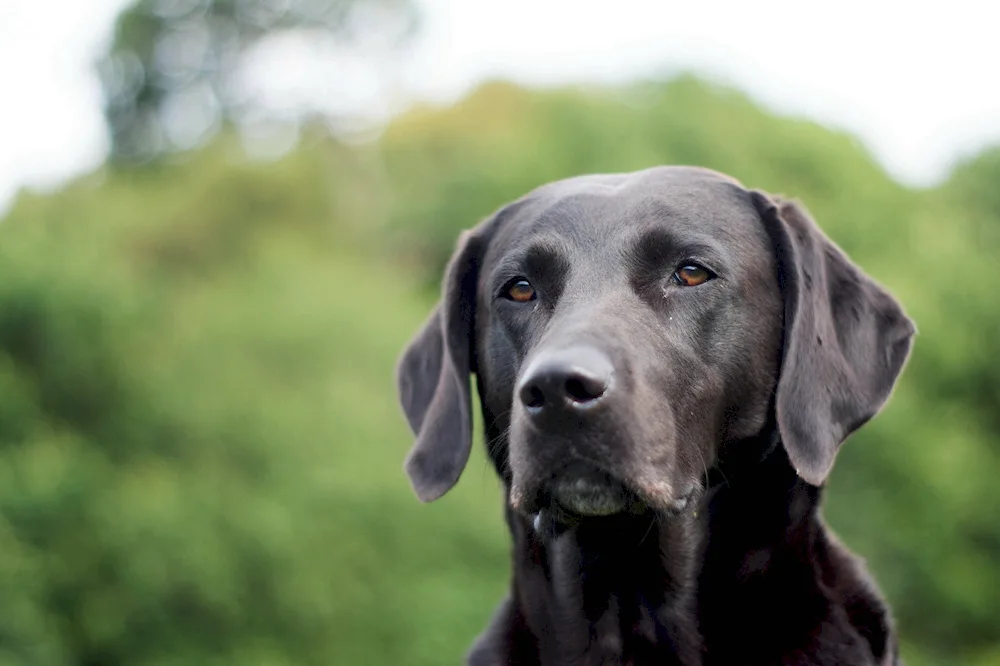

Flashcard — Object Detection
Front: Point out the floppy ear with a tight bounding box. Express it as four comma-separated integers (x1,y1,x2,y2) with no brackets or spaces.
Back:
752,192,916,486
397,229,485,502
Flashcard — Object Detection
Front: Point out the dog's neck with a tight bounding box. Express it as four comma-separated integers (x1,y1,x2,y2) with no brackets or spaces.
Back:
479,434,843,666
491,503,702,666
697,444,896,665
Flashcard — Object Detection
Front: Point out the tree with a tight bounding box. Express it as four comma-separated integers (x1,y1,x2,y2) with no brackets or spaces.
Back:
96,0,417,163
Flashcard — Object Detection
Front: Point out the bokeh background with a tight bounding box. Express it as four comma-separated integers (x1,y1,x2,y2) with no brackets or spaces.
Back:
1,1,999,665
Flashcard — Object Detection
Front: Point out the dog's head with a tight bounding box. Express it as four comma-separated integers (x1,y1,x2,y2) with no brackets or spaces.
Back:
396,167,914,522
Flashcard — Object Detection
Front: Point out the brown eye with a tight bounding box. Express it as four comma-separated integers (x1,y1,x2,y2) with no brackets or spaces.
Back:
504,279,536,303
674,264,714,287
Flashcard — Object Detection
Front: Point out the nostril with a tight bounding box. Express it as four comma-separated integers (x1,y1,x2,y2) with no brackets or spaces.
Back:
564,374,606,403
524,385,545,409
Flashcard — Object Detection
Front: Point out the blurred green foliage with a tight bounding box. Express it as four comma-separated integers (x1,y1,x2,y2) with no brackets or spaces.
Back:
1,76,998,665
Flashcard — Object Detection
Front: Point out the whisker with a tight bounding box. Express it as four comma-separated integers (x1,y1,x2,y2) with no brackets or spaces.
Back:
481,416,513,482
638,513,657,547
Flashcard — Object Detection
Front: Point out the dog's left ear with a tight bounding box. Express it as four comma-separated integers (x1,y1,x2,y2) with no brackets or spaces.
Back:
752,192,916,486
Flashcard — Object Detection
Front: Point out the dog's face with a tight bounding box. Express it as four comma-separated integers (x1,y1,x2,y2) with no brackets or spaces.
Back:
397,167,914,520
475,173,783,519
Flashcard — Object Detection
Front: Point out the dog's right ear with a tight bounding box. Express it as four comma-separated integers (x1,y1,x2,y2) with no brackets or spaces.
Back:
397,228,488,502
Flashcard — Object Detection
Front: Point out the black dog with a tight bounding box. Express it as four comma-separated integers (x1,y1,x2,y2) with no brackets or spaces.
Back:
396,167,914,665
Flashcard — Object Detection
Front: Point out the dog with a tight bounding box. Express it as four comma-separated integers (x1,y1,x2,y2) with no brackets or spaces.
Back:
396,166,914,665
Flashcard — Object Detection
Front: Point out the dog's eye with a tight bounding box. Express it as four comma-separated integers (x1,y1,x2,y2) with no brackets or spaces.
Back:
503,279,537,303
673,264,714,287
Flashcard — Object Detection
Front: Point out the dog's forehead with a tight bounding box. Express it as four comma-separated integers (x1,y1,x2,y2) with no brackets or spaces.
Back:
488,167,763,259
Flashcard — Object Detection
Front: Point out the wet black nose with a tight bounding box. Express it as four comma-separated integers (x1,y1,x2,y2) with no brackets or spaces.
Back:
517,346,613,415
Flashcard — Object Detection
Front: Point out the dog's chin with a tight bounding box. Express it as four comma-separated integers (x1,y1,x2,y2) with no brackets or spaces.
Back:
549,473,629,517
511,461,701,525
511,462,647,523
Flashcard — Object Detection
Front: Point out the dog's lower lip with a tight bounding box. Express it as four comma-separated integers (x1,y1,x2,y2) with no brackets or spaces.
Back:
662,485,701,515
667,493,691,513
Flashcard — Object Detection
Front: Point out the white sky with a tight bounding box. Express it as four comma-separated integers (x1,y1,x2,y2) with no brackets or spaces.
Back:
2,0,999,214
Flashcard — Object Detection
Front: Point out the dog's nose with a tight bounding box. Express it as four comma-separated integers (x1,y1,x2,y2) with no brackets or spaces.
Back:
518,346,613,415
